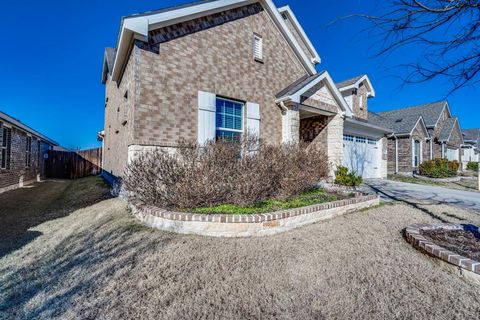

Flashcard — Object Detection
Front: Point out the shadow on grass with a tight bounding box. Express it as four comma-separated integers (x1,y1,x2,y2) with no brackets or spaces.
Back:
0,177,111,258
0,213,172,319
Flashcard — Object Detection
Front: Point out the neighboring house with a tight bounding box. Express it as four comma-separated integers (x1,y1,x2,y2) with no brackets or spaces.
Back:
0,111,58,194
369,101,464,174
336,75,391,179
462,129,479,166
100,0,369,179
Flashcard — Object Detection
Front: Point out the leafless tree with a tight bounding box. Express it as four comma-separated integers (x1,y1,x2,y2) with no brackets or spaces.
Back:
357,0,480,93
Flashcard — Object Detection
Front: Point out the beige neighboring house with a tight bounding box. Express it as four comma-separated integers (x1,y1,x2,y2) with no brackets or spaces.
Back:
100,0,389,180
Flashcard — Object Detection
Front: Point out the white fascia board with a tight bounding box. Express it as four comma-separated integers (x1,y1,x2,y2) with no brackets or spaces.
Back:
337,75,376,98
277,71,352,117
111,0,317,81
277,5,321,64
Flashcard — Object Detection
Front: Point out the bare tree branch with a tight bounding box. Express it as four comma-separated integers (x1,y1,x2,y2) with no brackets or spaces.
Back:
350,0,480,93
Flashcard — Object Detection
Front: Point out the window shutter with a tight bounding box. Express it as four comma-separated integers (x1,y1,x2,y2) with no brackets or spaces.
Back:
198,91,216,145
246,102,260,138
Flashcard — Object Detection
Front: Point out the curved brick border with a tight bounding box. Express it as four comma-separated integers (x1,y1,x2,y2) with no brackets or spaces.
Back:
406,223,480,284
130,194,379,237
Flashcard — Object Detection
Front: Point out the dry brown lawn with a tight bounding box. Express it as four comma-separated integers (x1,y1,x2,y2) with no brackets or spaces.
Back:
1,177,480,319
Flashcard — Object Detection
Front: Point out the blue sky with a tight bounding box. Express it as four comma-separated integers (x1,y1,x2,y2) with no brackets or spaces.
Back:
0,0,477,149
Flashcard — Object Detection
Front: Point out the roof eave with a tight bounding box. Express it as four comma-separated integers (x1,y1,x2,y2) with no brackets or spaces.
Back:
337,75,376,98
277,5,321,64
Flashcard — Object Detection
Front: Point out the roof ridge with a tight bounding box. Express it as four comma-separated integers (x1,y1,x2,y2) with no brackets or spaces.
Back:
379,100,447,114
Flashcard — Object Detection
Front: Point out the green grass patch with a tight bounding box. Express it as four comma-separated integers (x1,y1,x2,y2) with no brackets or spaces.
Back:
189,188,347,215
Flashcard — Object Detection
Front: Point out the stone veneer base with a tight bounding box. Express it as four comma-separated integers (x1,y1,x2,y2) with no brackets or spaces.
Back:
130,194,379,237
406,223,480,285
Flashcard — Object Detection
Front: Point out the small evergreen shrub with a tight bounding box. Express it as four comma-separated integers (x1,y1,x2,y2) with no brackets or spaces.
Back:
466,161,479,171
334,166,363,187
419,158,458,178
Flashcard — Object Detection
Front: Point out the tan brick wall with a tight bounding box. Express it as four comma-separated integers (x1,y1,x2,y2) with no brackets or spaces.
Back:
387,121,429,174
102,46,138,177
133,4,307,148
352,84,368,120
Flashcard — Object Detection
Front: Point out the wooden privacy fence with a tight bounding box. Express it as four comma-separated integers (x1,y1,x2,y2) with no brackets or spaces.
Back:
46,148,102,179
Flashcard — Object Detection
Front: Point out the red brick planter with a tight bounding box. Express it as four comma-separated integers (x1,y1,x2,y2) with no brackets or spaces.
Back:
406,223,480,284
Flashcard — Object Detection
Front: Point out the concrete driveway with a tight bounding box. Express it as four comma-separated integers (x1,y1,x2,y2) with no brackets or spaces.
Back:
364,179,480,212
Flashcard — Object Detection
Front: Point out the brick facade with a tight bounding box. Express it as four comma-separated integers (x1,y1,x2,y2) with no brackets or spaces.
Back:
102,3,330,177
387,120,429,174
0,124,51,193
352,84,368,120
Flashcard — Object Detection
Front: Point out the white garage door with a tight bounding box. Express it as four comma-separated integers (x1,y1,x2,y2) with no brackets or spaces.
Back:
343,135,381,179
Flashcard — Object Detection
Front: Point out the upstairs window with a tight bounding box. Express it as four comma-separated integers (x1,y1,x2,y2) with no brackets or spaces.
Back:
1,126,11,169
25,136,32,167
253,34,263,61
216,97,243,140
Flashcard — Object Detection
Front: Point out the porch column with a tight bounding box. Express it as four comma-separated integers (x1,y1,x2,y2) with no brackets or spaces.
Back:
326,113,344,178
281,105,299,144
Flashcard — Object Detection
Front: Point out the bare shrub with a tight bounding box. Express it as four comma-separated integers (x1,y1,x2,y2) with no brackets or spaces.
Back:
123,136,328,209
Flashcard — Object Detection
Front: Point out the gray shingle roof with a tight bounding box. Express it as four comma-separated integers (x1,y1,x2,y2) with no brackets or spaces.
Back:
438,118,457,141
376,101,448,128
368,111,424,136
336,74,366,89
276,71,325,99
463,128,480,143
0,111,58,146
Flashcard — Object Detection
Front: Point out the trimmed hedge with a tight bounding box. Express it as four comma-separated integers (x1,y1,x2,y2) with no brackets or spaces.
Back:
419,158,459,178
466,161,479,171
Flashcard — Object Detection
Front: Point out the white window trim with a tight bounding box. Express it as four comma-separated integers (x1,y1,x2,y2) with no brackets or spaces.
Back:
215,97,245,137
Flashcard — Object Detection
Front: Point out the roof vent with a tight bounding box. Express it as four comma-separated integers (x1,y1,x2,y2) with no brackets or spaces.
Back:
395,119,403,123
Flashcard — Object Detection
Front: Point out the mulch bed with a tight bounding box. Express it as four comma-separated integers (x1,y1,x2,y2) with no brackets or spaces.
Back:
421,227,480,262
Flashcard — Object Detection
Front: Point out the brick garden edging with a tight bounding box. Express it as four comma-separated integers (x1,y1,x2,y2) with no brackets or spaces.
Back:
129,193,379,237
406,223,480,285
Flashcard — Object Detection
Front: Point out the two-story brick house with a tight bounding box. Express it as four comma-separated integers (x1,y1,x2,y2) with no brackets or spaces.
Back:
101,0,369,179
369,101,464,174
0,111,58,194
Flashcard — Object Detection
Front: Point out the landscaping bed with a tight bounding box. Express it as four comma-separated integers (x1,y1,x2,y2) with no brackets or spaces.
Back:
421,227,480,261
388,174,479,192
187,188,353,215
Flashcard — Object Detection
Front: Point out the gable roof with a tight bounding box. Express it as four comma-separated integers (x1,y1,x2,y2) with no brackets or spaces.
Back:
377,101,449,128
275,70,353,117
463,128,480,143
368,111,428,137
0,111,59,146
102,48,117,83
336,74,376,98
438,118,460,142
105,0,319,84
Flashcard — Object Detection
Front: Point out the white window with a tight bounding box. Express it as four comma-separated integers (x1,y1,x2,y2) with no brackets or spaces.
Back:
253,34,263,61
355,136,366,144
216,97,244,140
367,138,376,145
359,95,364,110
1,126,11,169
343,135,354,142
413,140,421,167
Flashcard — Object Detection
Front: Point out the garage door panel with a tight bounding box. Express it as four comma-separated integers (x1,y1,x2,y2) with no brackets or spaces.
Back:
343,135,381,179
